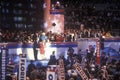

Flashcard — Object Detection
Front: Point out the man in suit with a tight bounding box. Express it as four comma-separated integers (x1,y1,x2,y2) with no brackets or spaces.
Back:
33,38,39,60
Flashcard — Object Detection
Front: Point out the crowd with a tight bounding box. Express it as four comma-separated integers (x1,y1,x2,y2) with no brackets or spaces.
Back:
3,29,119,80
0,24,118,43
64,1,120,30
0,1,120,43
1,1,120,80
21,47,120,80
2,27,119,80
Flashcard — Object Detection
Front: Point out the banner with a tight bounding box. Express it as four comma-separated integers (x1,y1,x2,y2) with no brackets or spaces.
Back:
58,59,65,80
74,62,88,80
19,54,26,80
0,46,8,80
96,39,100,64
0,47,2,79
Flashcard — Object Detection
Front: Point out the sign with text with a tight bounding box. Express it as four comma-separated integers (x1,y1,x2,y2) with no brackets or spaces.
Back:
58,59,65,80
96,39,100,64
74,62,88,80
19,54,26,80
47,65,57,80
0,47,8,80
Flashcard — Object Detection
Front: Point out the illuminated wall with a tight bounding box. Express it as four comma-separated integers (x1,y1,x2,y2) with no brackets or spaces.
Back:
44,0,64,33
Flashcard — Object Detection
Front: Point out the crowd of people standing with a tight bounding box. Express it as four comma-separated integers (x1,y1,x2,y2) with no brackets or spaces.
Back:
25,46,120,80
0,23,117,43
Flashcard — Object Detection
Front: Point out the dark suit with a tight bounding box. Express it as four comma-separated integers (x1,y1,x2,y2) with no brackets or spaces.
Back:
33,41,39,60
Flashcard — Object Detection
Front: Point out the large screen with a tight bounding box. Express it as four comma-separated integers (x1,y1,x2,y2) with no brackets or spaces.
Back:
77,38,120,62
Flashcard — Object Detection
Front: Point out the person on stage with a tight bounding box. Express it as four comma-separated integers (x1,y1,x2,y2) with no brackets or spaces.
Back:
33,38,39,60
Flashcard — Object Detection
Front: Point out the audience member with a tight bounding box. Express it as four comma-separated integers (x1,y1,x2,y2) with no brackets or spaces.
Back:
27,60,36,77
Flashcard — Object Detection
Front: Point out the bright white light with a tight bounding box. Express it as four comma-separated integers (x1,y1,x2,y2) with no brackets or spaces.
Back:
46,42,51,47
43,3,47,9
57,1,60,4
44,22,48,28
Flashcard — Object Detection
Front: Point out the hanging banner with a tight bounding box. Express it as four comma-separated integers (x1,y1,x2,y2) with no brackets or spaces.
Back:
96,39,100,64
0,47,2,79
0,46,8,80
58,59,65,80
19,54,26,80
74,62,88,80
